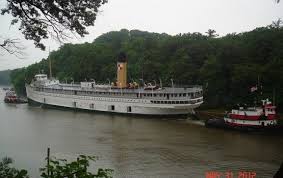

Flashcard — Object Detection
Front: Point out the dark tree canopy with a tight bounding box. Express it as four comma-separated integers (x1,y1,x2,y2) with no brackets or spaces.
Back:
1,0,107,50
205,29,218,38
10,25,283,111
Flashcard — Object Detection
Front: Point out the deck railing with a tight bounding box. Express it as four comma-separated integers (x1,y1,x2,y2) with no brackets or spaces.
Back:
30,85,203,100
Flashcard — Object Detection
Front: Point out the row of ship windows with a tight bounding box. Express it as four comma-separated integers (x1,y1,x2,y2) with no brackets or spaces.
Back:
41,92,204,104
43,93,147,103
34,87,202,98
42,92,202,104
151,99,203,104
76,103,132,112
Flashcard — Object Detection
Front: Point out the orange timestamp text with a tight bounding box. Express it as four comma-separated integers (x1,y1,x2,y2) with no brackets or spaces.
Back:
205,171,256,178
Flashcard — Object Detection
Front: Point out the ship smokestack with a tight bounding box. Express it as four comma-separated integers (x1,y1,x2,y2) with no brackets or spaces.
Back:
117,52,127,88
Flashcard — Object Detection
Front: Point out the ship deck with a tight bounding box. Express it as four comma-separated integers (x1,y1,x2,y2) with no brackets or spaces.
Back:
37,83,202,94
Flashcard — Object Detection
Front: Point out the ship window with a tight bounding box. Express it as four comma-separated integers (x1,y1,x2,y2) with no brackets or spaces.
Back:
159,94,163,97
168,101,172,104
90,103,94,109
183,93,186,97
176,101,180,104
154,94,157,97
172,101,176,104
127,106,132,112
174,94,177,97
171,94,174,97
110,105,115,111
179,94,182,97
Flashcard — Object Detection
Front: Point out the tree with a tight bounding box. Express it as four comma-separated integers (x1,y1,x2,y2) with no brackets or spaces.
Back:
40,155,113,178
10,27,283,111
270,18,283,29
0,155,113,178
0,0,107,51
205,29,219,38
0,37,25,57
0,157,29,178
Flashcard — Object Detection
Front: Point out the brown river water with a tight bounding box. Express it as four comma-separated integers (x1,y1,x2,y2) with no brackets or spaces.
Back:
0,89,282,178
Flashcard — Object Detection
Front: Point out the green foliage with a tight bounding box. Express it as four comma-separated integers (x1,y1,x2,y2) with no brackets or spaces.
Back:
0,155,113,178
10,25,283,111
0,157,29,178
1,0,107,50
40,155,113,178
0,70,11,85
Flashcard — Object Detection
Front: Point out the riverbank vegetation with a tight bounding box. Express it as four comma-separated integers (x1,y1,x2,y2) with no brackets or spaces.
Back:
0,70,11,85
10,24,283,111
0,155,113,178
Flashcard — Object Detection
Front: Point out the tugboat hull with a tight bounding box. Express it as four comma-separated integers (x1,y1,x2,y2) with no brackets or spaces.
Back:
205,117,283,133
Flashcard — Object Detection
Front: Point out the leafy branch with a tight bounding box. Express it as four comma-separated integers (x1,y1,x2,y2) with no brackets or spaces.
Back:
1,0,108,50
0,36,26,58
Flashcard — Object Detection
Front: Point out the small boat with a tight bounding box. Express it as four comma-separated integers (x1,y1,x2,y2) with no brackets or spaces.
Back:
2,87,11,91
4,90,27,104
205,99,282,132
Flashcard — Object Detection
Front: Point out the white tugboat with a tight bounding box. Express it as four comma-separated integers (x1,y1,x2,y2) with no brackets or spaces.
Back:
26,53,203,116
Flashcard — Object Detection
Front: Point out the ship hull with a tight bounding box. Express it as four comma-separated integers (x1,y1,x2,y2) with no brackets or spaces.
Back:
26,85,202,116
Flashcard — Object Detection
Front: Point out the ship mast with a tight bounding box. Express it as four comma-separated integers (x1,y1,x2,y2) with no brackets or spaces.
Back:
49,47,52,79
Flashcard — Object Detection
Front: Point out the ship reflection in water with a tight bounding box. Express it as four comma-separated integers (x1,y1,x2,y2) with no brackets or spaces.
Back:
0,91,282,178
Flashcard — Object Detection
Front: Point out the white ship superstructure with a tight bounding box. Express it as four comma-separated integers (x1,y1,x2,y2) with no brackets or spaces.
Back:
26,54,203,116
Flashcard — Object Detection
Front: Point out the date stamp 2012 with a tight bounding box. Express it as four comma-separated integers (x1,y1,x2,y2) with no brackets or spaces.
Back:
205,171,256,178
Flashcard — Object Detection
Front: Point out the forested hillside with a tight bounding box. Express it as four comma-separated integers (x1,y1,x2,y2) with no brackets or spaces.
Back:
0,70,11,85
10,26,283,110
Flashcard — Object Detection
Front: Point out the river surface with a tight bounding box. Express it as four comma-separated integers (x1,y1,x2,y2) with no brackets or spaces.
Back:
0,88,282,178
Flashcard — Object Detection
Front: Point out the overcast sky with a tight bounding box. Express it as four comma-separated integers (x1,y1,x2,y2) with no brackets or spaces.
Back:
0,0,282,70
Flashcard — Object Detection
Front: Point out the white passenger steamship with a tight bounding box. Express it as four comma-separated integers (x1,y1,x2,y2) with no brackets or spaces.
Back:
26,54,203,115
